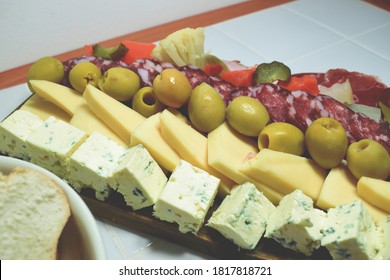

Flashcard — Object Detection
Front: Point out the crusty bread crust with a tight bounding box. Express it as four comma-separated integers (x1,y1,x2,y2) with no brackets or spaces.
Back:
0,167,71,260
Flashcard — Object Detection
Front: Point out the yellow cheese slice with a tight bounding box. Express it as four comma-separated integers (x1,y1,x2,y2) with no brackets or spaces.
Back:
357,177,390,213
29,80,85,116
159,109,235,197
208,122,283,204
83,85,145,145
240,148,326,201
317,163,388,223
130,112,180,172
70,104,128,147
19,94,70,122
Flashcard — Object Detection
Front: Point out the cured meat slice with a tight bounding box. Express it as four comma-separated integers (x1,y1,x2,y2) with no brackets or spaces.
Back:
318,94,390,152
242,84,390,153
318,68,389,107
128,58,175,87
209,76,236,106
231,84,292,125
62,56,128,86
178,65,210,88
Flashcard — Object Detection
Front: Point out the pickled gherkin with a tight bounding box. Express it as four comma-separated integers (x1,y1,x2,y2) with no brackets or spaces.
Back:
253,61,291,84
92,43,129,60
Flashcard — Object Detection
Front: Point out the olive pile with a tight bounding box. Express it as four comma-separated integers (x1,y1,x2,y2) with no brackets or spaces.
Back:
27,57,390,182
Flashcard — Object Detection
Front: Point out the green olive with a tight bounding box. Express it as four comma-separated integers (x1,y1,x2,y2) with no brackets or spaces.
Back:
132,86,166,117
258,122,305,156
152,68,192,108
98,67,140,101
27,57,64,91
69,62,102,93
226,96,269,137
304,117,348,169
188,82,225,133
346,139,390,180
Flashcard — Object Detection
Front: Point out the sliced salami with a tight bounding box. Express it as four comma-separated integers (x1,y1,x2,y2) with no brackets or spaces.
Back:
128,58,175,87
242,84,390,153
178,65,210,88
62,56,128,86
209,76,236,106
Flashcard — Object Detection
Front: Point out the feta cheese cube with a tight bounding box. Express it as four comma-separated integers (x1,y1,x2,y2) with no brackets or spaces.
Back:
378,216,390,260
26,117,87,178
153,160,220,234
264,189,326,256
68,132,126,200
207,182,275,250
0,110,43,160
321,199,381,260
109,144,167,210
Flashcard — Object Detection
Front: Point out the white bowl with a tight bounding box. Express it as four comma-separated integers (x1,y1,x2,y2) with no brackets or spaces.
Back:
0,156,106,260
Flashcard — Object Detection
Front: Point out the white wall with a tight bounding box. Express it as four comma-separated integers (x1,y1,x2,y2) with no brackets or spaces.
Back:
0,0,246,71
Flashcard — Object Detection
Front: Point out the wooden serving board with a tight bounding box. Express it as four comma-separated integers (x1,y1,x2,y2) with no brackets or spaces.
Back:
80,189,332,260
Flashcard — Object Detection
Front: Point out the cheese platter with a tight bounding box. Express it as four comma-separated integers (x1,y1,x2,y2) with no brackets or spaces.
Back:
0,2,388,259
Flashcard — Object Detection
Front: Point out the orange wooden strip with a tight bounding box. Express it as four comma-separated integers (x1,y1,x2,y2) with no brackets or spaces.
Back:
364,0,390,12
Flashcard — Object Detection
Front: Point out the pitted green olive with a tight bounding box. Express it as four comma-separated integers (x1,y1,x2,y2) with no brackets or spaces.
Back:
258,122,305,156
347,139,390,180
132,86,166,117
153,68,192,108
98,67,140,101
305,117,348,169
69,62,102,93
27,57,64,91
188,82,225,133
226,96,269,137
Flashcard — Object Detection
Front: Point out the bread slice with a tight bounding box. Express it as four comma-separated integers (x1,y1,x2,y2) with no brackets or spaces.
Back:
0,167,71,259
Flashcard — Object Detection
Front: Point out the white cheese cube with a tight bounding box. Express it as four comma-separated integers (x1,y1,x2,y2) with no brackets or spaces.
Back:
68,132,127,201
321,200,381,260
378,216,390,260
153,160,220,234
109,144,167,210
0,110,43,160
264,189,326,256
26,117,87,178
207,182,275,250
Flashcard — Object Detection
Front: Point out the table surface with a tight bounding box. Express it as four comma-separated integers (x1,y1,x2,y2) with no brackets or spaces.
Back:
1,0,390,260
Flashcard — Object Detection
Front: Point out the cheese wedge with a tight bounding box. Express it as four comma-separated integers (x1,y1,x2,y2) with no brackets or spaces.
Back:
29,80,85,116
159,109,234,197
70,104,128,147
317,163,388,223
83,84,145,145
19,94,70,122
357,177,390,213
240,148,326,201
130,112,180,172
208,122,283,204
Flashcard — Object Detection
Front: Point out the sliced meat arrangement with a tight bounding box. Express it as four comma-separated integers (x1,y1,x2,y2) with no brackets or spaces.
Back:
62,56,390,152
239,84,390,153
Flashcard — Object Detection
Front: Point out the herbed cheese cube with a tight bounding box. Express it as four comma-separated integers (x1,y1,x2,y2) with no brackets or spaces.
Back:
68,132,127,201
26,117,87,179
0,110,43,160
264,189,326,256
378,216,390,260
153,160,220,234
321,200,382,260
207,182,275,250
109,144,167,210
